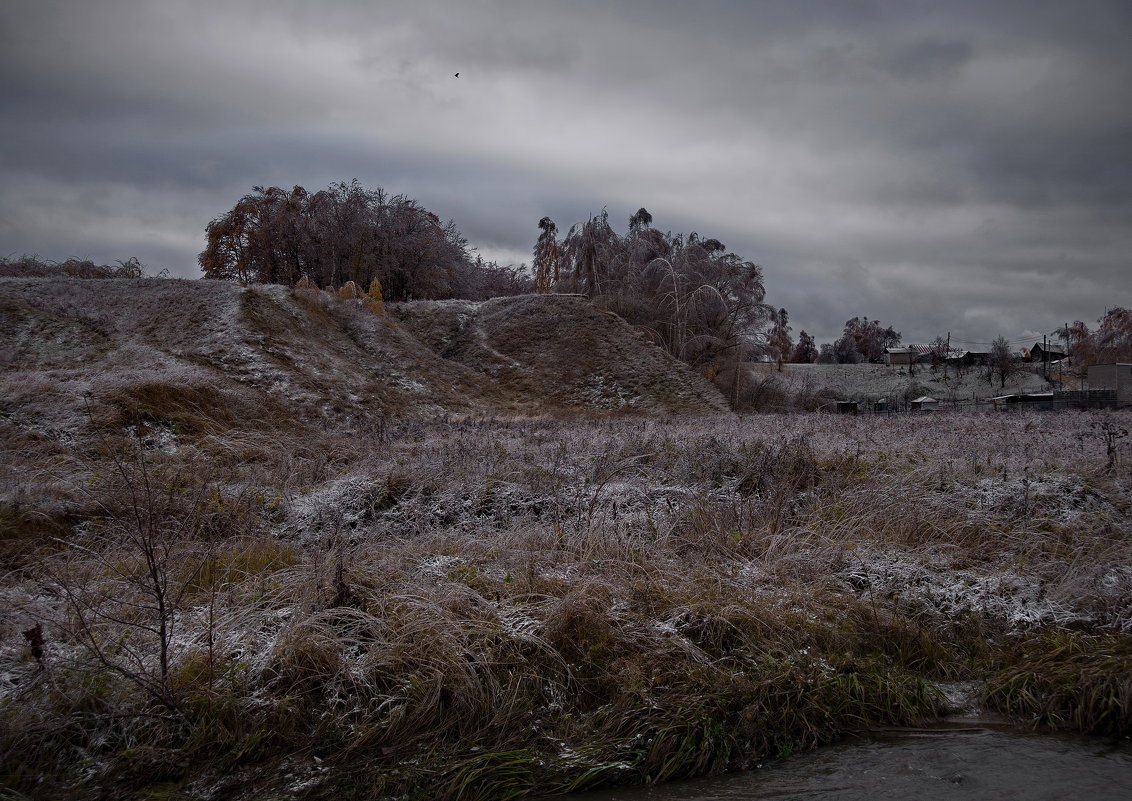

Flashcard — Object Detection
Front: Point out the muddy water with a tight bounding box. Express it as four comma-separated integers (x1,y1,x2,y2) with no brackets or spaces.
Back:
555,725,1132,801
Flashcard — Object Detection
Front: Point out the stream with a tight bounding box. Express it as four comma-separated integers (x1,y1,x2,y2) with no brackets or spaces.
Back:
551,723,1132,801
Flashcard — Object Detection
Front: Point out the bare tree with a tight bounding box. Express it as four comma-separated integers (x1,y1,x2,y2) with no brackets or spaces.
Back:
52,435,214,716
989,335,1017,389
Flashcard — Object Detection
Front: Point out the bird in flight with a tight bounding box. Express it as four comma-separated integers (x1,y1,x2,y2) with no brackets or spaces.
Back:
454,72,459,77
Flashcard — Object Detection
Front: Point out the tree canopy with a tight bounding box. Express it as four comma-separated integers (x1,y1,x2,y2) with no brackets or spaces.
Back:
1063,307,1132,370
532,209,774,380
790,330,818,364
817,317,902,364
199,181,529,301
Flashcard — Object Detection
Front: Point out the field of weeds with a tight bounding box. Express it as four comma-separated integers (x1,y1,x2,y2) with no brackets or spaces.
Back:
2,408,1131,799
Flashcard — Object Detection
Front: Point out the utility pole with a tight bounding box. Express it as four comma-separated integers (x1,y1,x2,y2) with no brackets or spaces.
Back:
1062,322,1067,387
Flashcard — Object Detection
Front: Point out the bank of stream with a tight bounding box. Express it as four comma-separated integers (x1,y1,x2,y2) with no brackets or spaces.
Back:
551,722,1132,800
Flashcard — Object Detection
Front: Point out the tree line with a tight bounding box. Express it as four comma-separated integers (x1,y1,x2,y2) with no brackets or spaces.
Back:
198,181,530,301
759,315,903,367
0,255,150,279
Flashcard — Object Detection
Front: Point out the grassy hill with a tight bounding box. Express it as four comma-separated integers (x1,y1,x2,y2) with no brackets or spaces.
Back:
0,277,727,441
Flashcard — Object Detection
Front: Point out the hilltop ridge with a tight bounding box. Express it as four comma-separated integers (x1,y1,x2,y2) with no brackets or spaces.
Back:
0,277,729,440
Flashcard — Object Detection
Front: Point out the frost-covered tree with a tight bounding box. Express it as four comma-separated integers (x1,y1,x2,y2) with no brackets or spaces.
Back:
533,216,560,293
1062,320,1093,371
1059,308,1132,374
1093,307,1132,364
536,207,775,402
833,335,863,364
841,317,901,363
628,207,653,234
199,181,529,301
767,308,794,366
790,330,818,363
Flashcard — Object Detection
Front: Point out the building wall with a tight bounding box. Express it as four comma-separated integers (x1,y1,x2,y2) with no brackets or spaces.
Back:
1088,363,1132,407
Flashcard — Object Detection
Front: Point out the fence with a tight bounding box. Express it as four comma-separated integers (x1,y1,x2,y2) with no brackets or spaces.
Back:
829,390,1119,415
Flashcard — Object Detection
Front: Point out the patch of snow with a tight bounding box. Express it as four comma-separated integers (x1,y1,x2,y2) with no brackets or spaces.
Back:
965,472,1113,524
389,374,427,394
579,375,639,409
127,423,178,453
841,547,1088,629
417,555,465,576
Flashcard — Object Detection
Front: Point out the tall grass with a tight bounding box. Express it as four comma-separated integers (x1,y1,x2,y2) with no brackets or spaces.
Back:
983,631,1132,734
1,409,1130,798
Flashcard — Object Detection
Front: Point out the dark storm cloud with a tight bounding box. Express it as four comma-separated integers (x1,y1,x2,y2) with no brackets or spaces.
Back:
1,0,1128,345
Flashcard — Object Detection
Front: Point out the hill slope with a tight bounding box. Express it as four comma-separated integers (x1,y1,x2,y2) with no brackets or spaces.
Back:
0,278,728,439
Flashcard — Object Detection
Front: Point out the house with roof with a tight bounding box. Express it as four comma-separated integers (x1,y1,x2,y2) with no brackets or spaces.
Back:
1029,342,1068,364
991,392,1056,411
884,345,964,366
910,396,940,411
954,349,990,367
884,347,913,366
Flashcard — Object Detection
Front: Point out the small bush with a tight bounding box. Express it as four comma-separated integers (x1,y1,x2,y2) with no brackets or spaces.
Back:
0,255,148,279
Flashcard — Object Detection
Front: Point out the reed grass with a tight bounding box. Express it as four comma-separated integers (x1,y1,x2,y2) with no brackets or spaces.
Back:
983,631,1132,734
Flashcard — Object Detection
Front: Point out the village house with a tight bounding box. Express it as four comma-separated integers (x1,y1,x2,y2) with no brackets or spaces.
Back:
1029,342,1068,364
991,392,1056,411
954,349,990,367
911,396,940,411
886,345,973,368
883,347,913,366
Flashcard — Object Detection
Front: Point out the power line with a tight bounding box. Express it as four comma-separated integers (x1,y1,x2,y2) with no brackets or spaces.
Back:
950,335,1039,346
951,327,1071,347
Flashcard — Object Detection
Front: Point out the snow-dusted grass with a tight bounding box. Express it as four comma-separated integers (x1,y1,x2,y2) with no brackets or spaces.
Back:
1,409,1130,799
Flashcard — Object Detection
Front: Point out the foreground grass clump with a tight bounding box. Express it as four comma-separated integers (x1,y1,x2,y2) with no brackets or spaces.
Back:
1,409,1130,799
984,631,1132,735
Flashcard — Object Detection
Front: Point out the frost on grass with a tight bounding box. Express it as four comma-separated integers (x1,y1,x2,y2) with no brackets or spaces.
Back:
3,402,1132,798
966,472,1118,524
578,374,639,409
841,546,1090,630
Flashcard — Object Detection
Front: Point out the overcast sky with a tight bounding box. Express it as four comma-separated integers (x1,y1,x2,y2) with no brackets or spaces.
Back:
2,0,1129,345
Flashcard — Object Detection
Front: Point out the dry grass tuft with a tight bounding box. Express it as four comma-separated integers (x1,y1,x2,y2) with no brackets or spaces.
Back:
983,631,1132,734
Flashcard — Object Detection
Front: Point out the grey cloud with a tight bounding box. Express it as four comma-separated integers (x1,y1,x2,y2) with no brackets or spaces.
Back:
882,39,974,82
1,0,1129,344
